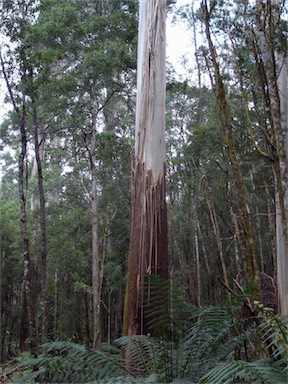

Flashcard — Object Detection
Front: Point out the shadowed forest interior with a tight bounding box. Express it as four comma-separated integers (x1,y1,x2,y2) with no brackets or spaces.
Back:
0,0,287,383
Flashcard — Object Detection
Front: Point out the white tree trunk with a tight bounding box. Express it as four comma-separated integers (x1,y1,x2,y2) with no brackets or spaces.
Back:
135,0,167,181
255,0,288,313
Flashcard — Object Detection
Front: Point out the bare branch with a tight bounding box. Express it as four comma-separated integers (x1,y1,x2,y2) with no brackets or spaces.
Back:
0,48,19,115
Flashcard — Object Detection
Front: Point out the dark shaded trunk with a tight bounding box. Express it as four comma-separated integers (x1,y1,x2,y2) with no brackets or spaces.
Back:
1,50,37,352
19,100,37,352
89,121,101,350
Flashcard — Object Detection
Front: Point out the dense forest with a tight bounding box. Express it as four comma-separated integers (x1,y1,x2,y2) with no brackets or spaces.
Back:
0,0,287,383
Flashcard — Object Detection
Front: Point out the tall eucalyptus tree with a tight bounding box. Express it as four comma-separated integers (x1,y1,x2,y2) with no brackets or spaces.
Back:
123,0,175,337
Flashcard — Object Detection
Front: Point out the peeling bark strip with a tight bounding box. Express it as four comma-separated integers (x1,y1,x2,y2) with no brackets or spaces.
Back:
123,0,169,337
124,162,168,336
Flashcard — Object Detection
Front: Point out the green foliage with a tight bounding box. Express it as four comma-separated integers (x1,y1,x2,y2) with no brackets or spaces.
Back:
17,341,130,383
116,335,174,382
256,302,288,366
0,0,286,378
144,276,193,341
199,302,288,383
199,359,287,384
12,296,288,383
0,197,23,358
118,300,288,383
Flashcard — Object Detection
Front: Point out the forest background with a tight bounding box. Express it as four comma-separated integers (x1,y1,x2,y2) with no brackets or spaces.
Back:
0,0,288,383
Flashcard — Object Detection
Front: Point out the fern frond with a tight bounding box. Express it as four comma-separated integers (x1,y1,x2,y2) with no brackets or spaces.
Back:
144,275,193,341
18,340,130,383
179,306,232,377
257,309,288,365
115,334,173,381
199,359,288,384
89,377,146,383
217,329,254,360
41,340,87,353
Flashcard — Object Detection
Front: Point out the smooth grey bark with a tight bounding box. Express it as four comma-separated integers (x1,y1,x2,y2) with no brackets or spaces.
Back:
89,115,101,349
275,52,288,313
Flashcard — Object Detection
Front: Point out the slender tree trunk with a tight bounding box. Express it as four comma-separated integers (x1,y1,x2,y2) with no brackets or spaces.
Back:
123,0,169,337
85,94,117,349
192,205,201,307
54,270,58,338
203,174,230,294
228,181,242,277
265,183,277,275
0,50,37,352
90,122,101,349
81,290,89,347
202,1,261,297
254,0,288,313
29,67,48,339
19,96,37,352
250,168,264,272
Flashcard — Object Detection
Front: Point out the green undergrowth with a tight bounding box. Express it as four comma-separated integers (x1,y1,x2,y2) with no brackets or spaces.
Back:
2,288,287,383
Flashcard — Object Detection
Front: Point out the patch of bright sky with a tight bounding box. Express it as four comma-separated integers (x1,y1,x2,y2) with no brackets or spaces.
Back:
166,0,193,80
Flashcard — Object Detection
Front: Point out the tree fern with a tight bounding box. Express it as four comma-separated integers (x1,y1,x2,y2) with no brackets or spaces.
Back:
17,340,133,383
115,334,173,382
199,359,287,384
179,305,238,378
116,301,251,382
199,304,288,383
14,294,288,384
144,275,193,341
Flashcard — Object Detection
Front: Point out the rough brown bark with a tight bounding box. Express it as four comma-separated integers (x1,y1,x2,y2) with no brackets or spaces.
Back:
123,161,168,336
